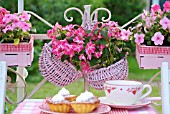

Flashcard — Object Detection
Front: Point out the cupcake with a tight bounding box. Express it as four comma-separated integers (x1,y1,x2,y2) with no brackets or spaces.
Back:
46,94,71,113
71,91,100,113
58,88,77,102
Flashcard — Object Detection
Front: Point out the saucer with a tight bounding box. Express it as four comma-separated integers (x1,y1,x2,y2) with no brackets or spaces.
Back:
99,97,152,109
39,103,111,114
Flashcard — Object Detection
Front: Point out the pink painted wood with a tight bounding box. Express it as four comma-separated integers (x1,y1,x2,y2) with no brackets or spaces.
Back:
0,37,34,67
136,44,170,69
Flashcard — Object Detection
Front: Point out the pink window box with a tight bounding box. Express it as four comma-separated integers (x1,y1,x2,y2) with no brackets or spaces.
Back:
136,44,170,69
0,37,34,67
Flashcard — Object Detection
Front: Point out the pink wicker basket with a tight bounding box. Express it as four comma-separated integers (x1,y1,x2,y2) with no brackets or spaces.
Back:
0,37,34,67
39,42,82,87
84,58,128,90
39,42,128,89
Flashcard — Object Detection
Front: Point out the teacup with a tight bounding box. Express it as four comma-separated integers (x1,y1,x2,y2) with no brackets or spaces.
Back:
104,80,152,105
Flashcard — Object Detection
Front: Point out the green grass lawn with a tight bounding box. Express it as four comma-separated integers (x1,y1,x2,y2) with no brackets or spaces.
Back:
5,56,162,114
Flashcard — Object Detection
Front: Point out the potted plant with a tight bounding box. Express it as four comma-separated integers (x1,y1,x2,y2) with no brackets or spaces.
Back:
130,1,170,69
45,21,132,90
0,7,35,67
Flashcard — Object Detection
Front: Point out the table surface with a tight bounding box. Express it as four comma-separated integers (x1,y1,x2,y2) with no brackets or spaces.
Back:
12,99,158,114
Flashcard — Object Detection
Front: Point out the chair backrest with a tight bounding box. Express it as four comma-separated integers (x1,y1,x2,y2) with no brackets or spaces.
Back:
0,61,7,114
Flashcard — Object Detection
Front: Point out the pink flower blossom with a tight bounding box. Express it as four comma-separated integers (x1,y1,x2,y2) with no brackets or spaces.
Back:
72,43,84,53
94,52,102,58
47,29,56,39
142,10,148,19
164,1,170,12
121,29,132,41
63,24,74,31
73,36,84,44
53,22,62,30
79,54,86,61
99,44,105,51
74,28,86,37
160,16,170,30
20,22,31,32
2,14,13,24
52,40,67,58
98,33,103,39
19,11,31,21
85,41,96,55
0,7,10,24
87,54,92,60
80,61,90,73
151,4,161,12
151,32,164,45
2,24,15,33
145,16,156,28
134,33,145,45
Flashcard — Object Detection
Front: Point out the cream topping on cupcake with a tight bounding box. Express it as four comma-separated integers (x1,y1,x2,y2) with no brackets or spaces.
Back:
52,94,65,102
58,88,70,96
76,91,95,102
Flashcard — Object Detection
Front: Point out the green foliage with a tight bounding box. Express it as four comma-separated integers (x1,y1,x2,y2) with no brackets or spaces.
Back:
104,0,146,26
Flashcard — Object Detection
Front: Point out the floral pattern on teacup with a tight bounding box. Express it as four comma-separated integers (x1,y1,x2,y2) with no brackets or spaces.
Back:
127,87,141,95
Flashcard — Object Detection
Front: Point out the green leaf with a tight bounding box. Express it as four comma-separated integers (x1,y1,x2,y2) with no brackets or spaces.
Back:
101,29,108,38
99,38,106,44
61,55,67,62
72,54,79,61
89,57,97,67
147,41,151,46
168,36,170,42
102,48,109,57
75,65,80,71
30,27,37,33
68,37,73,43
14,38,20,46
94,29,98,35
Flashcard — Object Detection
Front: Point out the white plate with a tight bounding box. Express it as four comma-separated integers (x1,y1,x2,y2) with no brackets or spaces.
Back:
39,103,111,114
99,97,152,109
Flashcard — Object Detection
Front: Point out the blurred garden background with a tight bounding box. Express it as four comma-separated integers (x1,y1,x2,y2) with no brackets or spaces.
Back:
0,0,164,113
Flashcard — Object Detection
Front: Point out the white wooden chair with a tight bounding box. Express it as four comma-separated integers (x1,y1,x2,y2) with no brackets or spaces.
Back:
0,61,7,114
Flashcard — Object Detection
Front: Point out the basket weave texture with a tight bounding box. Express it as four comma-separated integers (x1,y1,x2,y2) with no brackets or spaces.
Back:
84,58,128,90
39,42,128,89
39,42,82,87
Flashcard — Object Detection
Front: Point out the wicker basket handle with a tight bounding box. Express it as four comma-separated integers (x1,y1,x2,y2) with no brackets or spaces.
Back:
5,67,27,104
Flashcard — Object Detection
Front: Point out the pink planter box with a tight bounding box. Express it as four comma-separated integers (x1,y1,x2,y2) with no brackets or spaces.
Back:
0,37,34,67
136,44,170,69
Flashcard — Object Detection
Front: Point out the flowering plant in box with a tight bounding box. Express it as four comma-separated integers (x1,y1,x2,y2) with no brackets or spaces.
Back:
47,21,131,71
130,1,170,46
0,7,35,46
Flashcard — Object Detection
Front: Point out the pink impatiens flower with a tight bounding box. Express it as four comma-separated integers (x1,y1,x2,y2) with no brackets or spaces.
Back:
73,36,84,44
151,32,164,45
151,4,161,12
160,16,170,30
134,33,145,45
79,54,86,61
94,52,102,58
121,29,132,41
164,1,170,12
85,41,96,55
19,11,31,21
47,29,56,39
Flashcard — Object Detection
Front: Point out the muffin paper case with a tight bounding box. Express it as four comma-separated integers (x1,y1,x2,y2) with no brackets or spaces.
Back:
39,42,83,87
39,42,128,89
84,57,128,90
